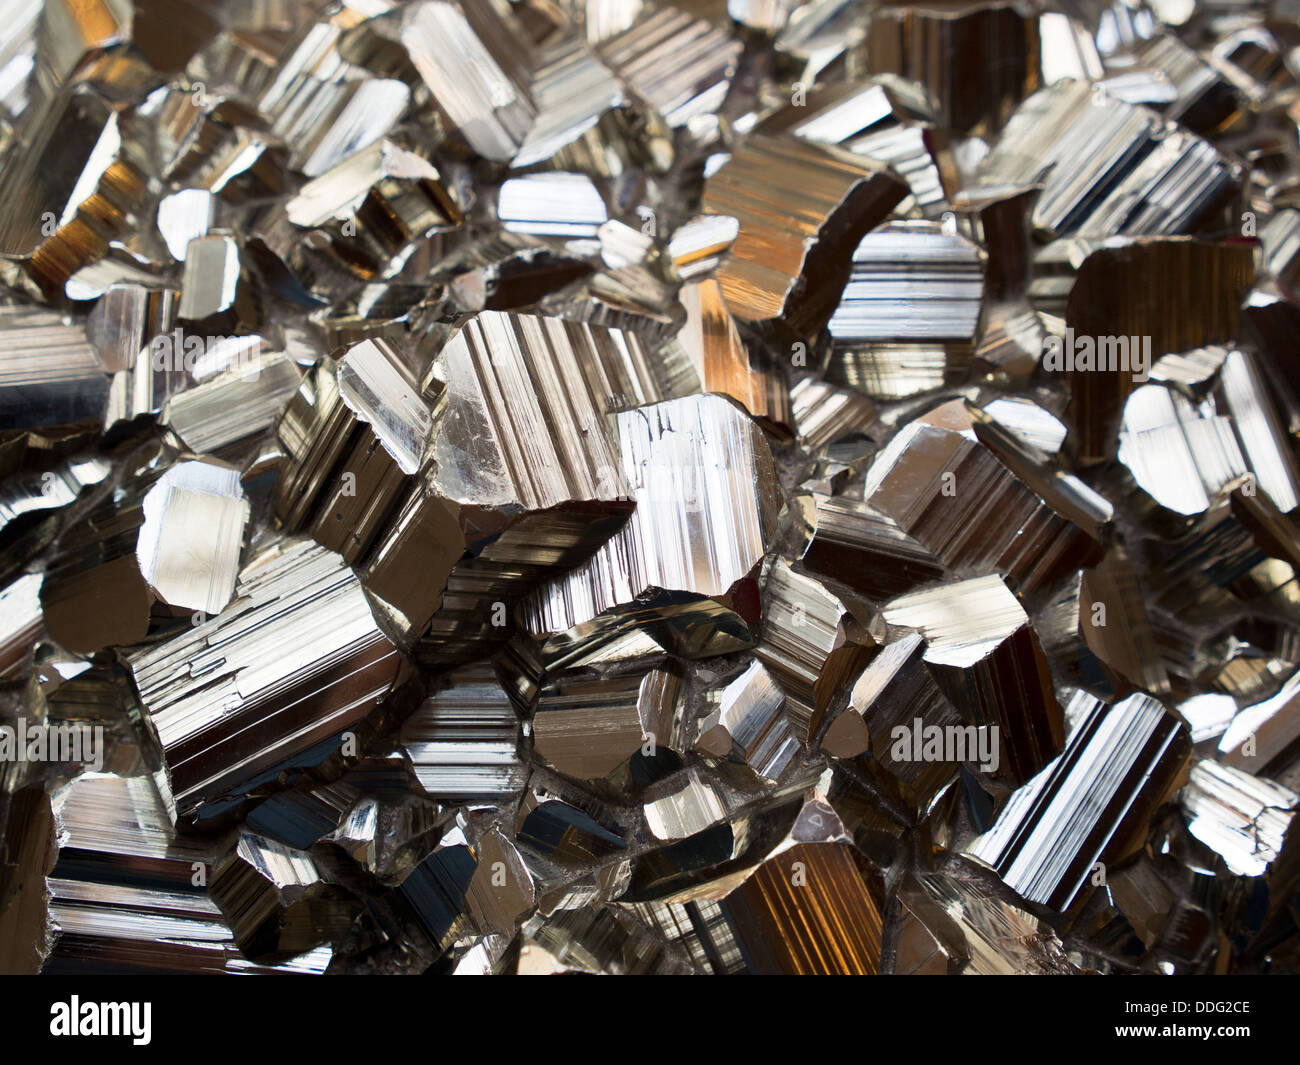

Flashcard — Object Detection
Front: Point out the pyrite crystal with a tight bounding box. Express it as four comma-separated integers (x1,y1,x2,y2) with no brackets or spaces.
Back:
2,0,1300,984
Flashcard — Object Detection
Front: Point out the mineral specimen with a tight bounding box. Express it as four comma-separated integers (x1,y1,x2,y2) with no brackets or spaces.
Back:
0,0,1294,985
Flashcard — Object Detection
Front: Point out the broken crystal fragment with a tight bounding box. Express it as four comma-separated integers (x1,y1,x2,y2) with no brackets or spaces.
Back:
880,575,1064,787
498,172,608,237
676,279,787,426
0,572,42,679
209,830,352,959
864,0,1041,136
513,33,623,168
979,80,1240,239
465,827,534,936
668,213,738,281
897,870,1077,974
1062,238,1255,462
399,0,537,161
643,771,729,841
1219,669,1300,776
161,351,303,455
800,492,947,600
790,377,876,452
1180,759,1297,880
0,87,146,296
823,632,966,808
85,284,177,374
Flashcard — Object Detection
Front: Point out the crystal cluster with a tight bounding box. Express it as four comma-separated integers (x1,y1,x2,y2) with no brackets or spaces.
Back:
3,0,1300,977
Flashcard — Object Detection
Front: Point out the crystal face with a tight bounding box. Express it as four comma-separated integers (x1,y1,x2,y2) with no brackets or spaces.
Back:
2,0,1300,982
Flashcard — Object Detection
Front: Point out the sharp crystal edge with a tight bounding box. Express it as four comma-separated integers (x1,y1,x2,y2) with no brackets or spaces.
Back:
498,172,609,237
619,796,883,974
1039,546,1170,699
399,664,527,799
127,539,409,821
758,78,956,220
967,691,1189,911
0,86,147,297
790,377,876,451
800,491,948,600
863,0,1041,137
520,392,779,657
756,559,874,742
878,574,1065,789
701,134,909,335
135,457,250,615
958,185,1047,382
161,350,304,455
44,773,331,974
533,667,680,780
596,6,741,128
695,660,802,783
398,0,537,162
894,870,1077,974
513,32,624,169
827,221,986,399
978,79,1241,239
675,278,789,426
1,0,1298,977
415,310,689,658
0,307,109,431
1180,759,1298,882
273,336,461,635
861,399,1106,595
823,631,969,809
1062,238,1255,463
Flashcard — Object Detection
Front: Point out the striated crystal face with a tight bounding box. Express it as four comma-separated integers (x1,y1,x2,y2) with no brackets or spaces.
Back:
1,0,1299,984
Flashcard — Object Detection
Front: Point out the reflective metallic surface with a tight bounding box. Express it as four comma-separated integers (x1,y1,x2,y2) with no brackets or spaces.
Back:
0,0,1298,980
